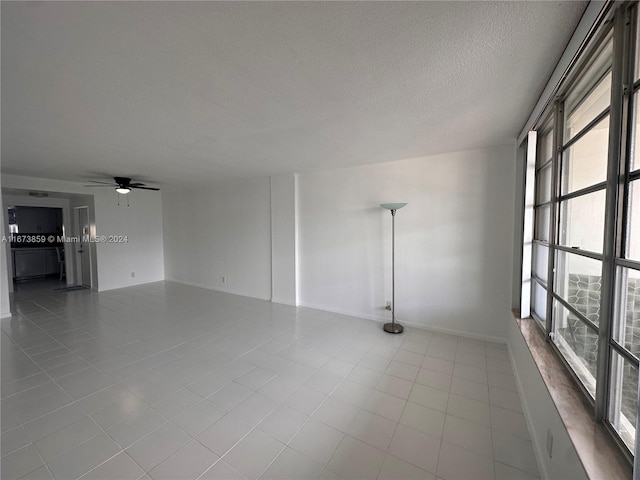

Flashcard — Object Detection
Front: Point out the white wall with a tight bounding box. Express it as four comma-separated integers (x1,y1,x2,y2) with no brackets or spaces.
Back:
162,177,272,300
1,174,165,293
5,147,515,343
508,316,588,480
92,188,164,291
271,174,297,305
297,145,516,340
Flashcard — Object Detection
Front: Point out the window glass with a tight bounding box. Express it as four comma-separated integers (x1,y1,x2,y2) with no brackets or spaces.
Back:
626,179,640,261
565,35,613,141
558,189,606,253
628,92,640,174
536,165,552,204
552,299,598,397
565,71,611,139
538,129,554,168
612,266,640,352
554,250,602,326
532,280,547,323
608,351,637,452
635,10,640,81
535,205,550,242
561,116,609,194
533,243,549,284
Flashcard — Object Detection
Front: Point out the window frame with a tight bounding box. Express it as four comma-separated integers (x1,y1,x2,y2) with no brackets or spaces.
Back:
525,2,640,465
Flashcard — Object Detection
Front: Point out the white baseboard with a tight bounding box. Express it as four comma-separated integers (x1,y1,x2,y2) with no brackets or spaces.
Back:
413,322,507,344
162,280,508,344
297,301,388,322
98,276,165,293
164,278,271,301
297,301,507,344
168,278,297,306
164,277,211,290
1,312,12,319
271,297,297,307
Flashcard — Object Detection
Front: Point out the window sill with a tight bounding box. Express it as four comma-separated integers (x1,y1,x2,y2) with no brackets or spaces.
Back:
511,311,632,480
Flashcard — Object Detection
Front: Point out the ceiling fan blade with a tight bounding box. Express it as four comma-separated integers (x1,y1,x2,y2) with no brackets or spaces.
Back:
84,177,158,190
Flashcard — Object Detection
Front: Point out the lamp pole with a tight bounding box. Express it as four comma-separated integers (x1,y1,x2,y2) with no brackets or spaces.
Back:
391,208,397,327
380,203,406,334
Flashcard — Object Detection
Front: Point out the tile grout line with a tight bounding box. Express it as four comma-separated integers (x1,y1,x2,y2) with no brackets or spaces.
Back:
4,285,530,480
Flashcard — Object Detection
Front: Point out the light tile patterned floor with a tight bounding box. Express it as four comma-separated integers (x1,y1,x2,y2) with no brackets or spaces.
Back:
1,280,541,480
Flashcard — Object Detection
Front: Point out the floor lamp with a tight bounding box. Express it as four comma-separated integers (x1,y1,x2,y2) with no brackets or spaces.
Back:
380,203,407,334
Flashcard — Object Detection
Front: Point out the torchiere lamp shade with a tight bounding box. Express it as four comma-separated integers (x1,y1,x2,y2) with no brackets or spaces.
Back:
380,203,407,211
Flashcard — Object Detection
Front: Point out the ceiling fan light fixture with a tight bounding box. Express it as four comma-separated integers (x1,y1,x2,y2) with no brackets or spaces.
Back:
115,187,131,194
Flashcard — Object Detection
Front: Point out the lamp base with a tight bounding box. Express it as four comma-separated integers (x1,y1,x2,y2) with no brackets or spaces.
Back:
383,322,404,334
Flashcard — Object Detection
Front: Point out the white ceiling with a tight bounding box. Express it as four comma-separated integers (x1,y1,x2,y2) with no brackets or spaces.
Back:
1,1,587,188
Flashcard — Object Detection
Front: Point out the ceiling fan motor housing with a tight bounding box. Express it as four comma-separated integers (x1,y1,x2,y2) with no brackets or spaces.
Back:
114,177,131,187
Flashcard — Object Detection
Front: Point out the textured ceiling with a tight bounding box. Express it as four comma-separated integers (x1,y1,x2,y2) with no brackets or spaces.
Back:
1,1,587,187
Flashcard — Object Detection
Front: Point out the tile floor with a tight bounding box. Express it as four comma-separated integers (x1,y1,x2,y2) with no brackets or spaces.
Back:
1,280,541,480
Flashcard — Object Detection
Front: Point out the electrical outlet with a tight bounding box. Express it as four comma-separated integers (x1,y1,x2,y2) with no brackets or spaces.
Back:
546,428,553,458
385,301,392,311
222,276,226,284
131,272,135,278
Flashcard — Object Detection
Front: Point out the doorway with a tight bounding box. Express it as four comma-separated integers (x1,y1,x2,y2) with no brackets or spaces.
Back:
74,206,92,288
8,206,65,286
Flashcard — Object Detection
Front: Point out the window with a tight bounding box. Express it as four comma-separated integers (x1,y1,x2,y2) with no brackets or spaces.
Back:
608,34,640,449
531,120,553,329
526,3,640,462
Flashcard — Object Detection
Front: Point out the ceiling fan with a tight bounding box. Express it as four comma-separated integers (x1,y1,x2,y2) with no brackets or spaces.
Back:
84,176,159,195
